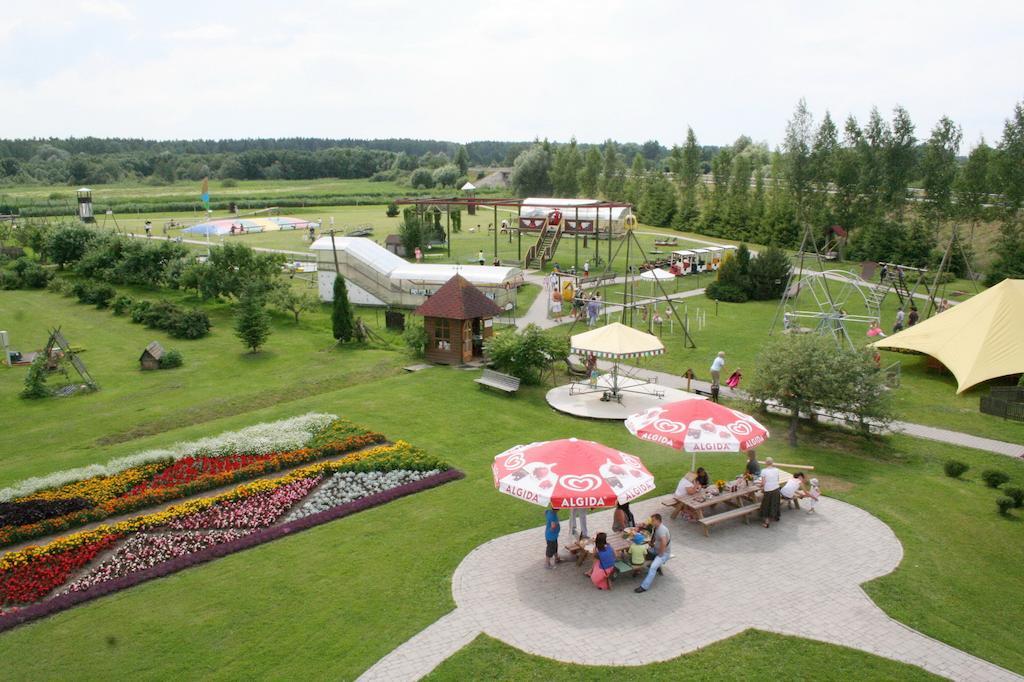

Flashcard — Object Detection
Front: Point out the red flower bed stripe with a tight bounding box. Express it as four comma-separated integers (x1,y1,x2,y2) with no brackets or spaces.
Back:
1,535,119,605
125,454,280,496
0,468,462,633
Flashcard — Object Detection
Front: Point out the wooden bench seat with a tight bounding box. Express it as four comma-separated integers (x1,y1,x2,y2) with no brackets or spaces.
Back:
698,505,760,536
475,369,521,394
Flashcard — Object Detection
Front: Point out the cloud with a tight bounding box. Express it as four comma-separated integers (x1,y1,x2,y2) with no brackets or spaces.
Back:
0,0,1022,147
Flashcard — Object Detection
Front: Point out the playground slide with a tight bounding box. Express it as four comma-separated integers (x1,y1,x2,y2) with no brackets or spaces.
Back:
310,237,522,309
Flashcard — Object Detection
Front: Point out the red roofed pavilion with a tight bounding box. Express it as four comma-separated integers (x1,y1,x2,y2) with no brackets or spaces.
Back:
414,274,504,364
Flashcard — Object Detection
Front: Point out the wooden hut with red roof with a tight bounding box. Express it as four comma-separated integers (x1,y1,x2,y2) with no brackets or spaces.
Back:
414,274,504,364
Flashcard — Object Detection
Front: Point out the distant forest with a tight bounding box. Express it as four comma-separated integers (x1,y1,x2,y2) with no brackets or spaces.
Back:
0,137,719,186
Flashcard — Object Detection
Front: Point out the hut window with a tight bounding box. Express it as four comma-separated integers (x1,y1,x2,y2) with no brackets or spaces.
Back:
434,319,451,350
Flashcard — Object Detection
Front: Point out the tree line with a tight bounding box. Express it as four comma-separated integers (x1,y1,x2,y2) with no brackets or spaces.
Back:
0,136,715,188
509,99,1024,285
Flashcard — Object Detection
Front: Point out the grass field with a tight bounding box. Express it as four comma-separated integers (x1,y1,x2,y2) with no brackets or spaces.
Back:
1,287,1023,678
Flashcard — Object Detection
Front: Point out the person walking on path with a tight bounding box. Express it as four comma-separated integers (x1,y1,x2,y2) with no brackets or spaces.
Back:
710,351,726,388
759,457,782,528
583,261,590,277
586,295,600,327
635,514,670,593
569,507,589,539
908,306,920,327
544,505,562,569
893,307,905,333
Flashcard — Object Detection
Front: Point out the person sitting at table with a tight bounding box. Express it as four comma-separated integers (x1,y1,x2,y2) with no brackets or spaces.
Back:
612,502,635,532
780,471,807,510
587,532,617,591
695,467,710,487
626,532,647,577
673,472,700,521
745,450,761,477
674,471,698,498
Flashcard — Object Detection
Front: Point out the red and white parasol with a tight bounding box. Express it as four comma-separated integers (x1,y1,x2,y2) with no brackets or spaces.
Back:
492,438,656,509
624,400,770,470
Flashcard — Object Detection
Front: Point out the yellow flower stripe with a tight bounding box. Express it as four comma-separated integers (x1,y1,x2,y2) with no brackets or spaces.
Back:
0,442,436,572
23,463,170,504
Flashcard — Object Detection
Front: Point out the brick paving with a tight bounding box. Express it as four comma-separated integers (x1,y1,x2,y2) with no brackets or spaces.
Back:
358,498,1022,681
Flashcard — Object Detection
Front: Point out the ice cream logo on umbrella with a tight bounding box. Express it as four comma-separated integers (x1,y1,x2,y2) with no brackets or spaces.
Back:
653,418,687,434
626,407,666,433
559,474,602,492
727,420,753,436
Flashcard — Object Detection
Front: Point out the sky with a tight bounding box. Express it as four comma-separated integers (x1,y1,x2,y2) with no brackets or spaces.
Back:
2,0,1022,150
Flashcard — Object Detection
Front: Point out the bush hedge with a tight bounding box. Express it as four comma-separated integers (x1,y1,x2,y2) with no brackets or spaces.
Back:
158,349,183,369
982,470,1010,489
943,460,969,478
1002,486,1024,508
997,496,1015,515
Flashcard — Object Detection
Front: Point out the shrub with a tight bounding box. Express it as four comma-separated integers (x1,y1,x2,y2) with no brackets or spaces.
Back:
485,324,569,385
386,202,400,217
996,496,1015,515
46,277,74,296
20,356,50,399
166,308,211,339
1003,486,1024,508
159,349,183,369
111,295,134,316
943,460,969,478
130,300,152,323
403,322,427,357
981,470,1010,488
221,178,238,187
705,281,748,302
72,280,116,308
10,258,50,288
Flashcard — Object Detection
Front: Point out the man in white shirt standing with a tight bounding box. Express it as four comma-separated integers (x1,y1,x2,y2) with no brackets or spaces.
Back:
759,457,781,528
710,351,726,388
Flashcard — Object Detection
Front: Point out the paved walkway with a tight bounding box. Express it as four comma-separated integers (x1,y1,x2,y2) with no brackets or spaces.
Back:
358,498,1021,681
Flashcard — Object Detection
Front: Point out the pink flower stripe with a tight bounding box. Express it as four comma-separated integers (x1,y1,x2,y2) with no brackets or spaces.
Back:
164,477,322,530
64,530,252,594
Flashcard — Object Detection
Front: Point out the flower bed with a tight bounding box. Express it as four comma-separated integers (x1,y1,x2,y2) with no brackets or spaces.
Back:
1,535,118,605
0,429,385,549
0,466,460,626
64,530,252,594
0,413,338,503
0,498,92,528
284,470,440,522
125,454,282,496
166,477,322,530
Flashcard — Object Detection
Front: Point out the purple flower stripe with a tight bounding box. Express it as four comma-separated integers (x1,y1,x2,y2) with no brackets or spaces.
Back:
0,468,463,633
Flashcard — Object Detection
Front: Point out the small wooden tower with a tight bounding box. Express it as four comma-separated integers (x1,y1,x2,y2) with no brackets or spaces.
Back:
77,188,95,223
461,181,477,215
414,274,502,365
139,341,165,370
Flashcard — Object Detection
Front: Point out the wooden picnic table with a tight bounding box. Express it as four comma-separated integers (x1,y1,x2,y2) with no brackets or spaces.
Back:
665,470,794,521
568,528,650,566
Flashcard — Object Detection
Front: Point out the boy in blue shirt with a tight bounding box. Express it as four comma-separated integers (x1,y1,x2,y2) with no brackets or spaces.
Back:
544,505,562,569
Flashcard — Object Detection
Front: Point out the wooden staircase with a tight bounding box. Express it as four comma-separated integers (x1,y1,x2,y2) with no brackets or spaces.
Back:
866,264,920,309
524,218,564,270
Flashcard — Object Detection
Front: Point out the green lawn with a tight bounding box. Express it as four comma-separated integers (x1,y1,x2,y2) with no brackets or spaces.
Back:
0,287,405,484
429,632,941,681
0,337,1022,678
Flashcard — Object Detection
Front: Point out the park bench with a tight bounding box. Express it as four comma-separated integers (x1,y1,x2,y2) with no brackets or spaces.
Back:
476,369,521,395
698,504,760,536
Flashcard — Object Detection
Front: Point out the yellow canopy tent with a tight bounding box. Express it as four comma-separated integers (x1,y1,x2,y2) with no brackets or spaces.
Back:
571,323,664,400
872,279,1024,393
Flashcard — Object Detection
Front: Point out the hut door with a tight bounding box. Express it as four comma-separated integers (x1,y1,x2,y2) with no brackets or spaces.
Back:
471,319,483,357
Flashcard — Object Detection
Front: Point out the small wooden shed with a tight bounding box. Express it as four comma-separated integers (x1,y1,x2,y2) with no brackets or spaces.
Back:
384,234,406,257
139,341,165,370
414,274,503,365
